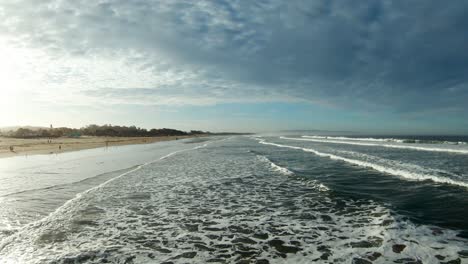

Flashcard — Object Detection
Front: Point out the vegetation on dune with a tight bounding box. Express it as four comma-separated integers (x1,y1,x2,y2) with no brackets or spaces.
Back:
0,125,209,138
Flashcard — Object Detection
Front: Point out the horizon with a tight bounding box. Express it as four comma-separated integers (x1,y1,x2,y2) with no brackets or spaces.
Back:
1,1,468,134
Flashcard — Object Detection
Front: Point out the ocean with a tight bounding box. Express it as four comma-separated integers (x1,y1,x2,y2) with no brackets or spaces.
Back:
0,135,467,263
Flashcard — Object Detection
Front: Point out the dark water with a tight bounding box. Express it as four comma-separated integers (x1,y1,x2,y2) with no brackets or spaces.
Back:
0,136,467,263
325,135,468,144
262,136,468,232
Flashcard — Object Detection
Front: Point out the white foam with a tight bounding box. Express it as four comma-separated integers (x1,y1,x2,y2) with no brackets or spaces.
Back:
304,179,330,192
1,137,466,263
303,135,405,143
257,155,294,176
336,150,464,180
282,136,468,155
0,141,212,254
303,135,467,145
257,139,468,189
255,155,332,192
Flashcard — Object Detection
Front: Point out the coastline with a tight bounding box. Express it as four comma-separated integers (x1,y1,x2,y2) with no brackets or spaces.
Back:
0,135,203,158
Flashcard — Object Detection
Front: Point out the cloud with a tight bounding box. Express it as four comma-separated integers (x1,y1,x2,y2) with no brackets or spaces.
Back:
1,0,468,115
81,85,304,106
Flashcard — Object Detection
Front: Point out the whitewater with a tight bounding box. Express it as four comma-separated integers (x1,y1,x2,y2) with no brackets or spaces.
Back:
0,136,467,263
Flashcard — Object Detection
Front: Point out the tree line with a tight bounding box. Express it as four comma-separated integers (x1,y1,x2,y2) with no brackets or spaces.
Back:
1,125,209,138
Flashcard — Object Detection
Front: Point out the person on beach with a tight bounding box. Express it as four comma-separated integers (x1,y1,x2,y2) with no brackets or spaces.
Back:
59,145,62,150
9,146,14,152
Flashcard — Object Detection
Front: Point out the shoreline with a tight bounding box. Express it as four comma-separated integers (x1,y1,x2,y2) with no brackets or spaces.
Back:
0,135,204,158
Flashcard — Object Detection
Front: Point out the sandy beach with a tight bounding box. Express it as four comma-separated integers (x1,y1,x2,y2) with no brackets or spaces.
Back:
0,135,200,158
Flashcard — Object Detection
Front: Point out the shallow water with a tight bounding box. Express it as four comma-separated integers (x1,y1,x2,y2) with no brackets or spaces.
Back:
0,136,467,263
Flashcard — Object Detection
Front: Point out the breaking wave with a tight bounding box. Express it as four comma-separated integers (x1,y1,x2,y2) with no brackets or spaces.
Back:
0,143,211,254
257,139,468,189
256,155,294,176
302,135,467,145
281,137,468,155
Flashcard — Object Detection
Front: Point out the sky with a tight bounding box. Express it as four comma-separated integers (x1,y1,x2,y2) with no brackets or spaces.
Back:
0,0,467,134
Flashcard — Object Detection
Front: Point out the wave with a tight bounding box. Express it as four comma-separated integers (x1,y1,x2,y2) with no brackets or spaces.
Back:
255,155,331,192
304,179,330,192
303,135,405,143
303,135,467,145
0,167,136,198
257,139,468,189
281,137,468,155
256,155,293,176
0,142,211,250
336,150,465,180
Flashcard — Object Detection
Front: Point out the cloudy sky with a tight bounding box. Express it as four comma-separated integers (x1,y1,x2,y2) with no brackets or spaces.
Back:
1,0,467,134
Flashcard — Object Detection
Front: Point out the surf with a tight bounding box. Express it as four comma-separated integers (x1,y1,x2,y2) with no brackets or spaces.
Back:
257,138,468,189
0,141,212,254
256,155,294,176
302,135,467,145
280,136,468,154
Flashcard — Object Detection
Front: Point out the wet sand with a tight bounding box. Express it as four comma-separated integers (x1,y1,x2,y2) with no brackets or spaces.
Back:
0,135,201,158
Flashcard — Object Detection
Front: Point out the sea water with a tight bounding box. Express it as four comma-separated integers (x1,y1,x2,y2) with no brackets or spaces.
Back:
0,136,467,263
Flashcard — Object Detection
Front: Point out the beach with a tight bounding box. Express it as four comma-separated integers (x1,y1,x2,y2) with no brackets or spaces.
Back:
0,135,199,158
0,135,467,263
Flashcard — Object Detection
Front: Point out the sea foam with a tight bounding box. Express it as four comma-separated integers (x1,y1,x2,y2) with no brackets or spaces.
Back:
0,141,212,256
257,155,294,176
280,136,468,154
303,135,467,145
257,139,468,189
